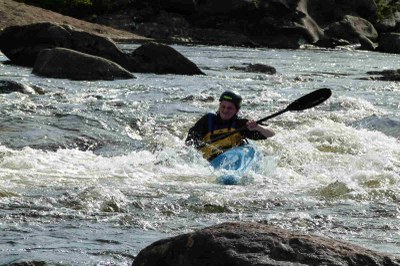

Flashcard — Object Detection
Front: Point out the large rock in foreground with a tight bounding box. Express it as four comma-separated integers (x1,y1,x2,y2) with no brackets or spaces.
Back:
132,222,400,266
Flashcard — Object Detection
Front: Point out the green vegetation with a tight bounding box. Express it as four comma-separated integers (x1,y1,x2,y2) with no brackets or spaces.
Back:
16,0,113,17
375,0,400,21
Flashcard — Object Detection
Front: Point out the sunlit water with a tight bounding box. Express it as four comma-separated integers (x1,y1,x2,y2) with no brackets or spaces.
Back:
0,45,399,265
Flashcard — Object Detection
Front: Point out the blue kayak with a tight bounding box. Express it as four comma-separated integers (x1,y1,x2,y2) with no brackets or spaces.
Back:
210,144,262,185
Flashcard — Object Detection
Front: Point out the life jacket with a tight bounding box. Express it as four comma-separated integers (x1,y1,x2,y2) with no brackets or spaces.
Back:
200,113,244,160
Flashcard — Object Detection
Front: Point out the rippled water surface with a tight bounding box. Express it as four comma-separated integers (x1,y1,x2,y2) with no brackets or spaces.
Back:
0,45,399,265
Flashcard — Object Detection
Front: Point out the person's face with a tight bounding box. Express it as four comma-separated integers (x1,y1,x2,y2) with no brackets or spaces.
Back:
218,100,238,120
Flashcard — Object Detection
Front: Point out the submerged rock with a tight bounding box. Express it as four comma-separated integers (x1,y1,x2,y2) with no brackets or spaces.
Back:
229,63,277,74
132,222,400,266
4,260,46,266
366,69,400,81
352,114,400,139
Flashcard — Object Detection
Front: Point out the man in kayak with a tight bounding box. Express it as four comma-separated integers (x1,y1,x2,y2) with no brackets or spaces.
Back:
185,90,275,161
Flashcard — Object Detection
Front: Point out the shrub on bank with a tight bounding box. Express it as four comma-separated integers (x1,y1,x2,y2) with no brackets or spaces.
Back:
375,0,400,21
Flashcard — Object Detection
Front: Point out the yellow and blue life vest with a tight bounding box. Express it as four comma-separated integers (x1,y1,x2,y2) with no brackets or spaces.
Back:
200,113,244,160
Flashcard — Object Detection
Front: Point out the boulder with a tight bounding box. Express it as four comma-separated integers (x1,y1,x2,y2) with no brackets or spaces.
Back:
314,38,351,48
32,47,134,80
189,28,255,46
0,80,45,94
376,33,400,54
132,0,325,49
134,12,192,41
296,0,325,42
230,63,277,74
250,0,324,48
161,0,197,15
0,22,129,68
196,0,258,16
5,260,46,266
357,34,377,51
324,15,378,43
246,63,277,74
133,9,255,46
366,69,400,81
127,42,205,75
0,22,205,75
308,0,377,27
374,18,400,34
132,222,400,266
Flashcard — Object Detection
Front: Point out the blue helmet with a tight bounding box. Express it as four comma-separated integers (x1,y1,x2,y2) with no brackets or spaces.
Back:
219,91,242,110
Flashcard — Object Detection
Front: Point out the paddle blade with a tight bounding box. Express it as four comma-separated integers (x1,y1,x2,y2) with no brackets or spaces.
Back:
287,88,332,111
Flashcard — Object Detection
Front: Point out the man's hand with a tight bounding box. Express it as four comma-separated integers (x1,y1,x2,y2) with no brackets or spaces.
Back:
246,120,259,131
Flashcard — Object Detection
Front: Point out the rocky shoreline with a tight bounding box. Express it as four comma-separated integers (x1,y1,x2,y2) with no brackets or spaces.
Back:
2,0,400,53
0,0,148,42
1,0,399,83
85,0,400,53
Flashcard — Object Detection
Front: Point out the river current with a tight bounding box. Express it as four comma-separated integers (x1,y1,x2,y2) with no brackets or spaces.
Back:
0,44,399,265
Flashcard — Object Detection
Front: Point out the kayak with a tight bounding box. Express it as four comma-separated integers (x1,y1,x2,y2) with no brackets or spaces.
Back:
210,144,262,185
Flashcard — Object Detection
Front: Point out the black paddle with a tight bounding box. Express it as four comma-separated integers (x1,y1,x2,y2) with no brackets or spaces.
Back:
207,88,332,144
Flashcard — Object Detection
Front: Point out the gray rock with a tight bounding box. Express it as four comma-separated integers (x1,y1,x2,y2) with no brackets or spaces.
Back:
230,63,277,74
128,0,326,49
376,33,400,54
189,28,255,46
0,80,44,94
161,0,197,15
358,34,377,51
374,17,400,33
366,69,400,81
324,15,378,43
132,222,400,266
6,260,46,266
0,22,128,68
32,47,134,80
308,0,377,26
243,0,324,48
0,22,205,75
314,38,351,48
127,42,205,75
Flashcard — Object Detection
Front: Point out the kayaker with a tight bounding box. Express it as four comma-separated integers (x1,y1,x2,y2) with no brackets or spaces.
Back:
185,90,275,161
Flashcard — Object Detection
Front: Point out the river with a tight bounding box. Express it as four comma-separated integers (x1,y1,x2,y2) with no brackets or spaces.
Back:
0,44,399,265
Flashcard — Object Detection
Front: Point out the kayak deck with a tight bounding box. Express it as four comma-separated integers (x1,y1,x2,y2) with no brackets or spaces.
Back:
210,144,261,185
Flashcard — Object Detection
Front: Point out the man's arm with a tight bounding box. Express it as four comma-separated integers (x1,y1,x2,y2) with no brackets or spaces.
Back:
246,120,275,138
185,114,208,148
